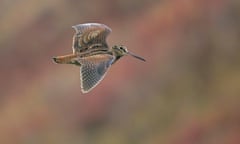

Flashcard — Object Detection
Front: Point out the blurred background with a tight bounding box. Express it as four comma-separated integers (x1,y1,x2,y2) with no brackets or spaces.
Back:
1,0,240,143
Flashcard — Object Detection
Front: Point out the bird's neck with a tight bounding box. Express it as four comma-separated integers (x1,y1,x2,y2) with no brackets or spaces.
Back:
110,51,123,64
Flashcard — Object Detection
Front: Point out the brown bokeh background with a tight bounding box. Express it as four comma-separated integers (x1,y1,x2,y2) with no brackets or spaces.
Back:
1,0,240,144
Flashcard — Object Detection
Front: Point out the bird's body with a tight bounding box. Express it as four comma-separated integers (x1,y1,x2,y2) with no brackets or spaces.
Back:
53,23,145,93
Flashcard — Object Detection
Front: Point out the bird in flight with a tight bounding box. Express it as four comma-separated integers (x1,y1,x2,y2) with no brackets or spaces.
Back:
53,23,145,93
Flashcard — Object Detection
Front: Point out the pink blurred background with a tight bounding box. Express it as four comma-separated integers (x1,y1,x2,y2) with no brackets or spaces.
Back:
0,0,240,143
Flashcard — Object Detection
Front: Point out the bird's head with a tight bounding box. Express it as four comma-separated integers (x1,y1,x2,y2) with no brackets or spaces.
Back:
112,45,145,62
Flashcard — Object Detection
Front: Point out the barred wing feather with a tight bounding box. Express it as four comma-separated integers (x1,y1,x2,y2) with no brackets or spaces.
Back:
77,54,114,93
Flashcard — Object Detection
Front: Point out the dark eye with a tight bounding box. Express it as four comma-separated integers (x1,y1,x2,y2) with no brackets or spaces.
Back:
119,47,125,51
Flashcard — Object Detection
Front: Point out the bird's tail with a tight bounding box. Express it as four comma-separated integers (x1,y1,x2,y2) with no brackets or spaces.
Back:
52,54,77,64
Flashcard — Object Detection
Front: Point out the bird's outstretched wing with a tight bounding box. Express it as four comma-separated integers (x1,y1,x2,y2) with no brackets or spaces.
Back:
77,54,114,93
72,23,112,54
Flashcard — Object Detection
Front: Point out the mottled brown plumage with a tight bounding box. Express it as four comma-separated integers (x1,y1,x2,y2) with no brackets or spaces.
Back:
53,23,145,93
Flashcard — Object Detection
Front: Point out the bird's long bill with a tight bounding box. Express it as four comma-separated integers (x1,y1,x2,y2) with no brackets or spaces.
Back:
127,51,146,62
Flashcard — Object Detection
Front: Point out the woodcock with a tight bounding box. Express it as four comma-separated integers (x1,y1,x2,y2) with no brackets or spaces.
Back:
53,23,145,93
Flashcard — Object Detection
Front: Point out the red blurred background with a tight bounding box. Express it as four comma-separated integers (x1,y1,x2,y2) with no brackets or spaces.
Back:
0,0,240,143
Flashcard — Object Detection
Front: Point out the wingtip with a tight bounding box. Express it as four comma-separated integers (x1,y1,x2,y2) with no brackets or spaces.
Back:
71,25,77,30
81,86,91,94
81,89,89,94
